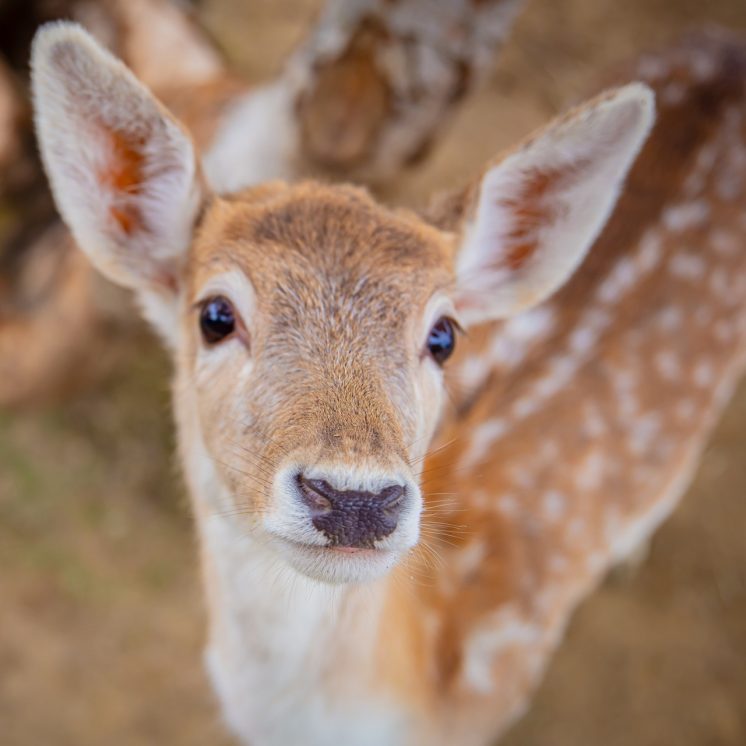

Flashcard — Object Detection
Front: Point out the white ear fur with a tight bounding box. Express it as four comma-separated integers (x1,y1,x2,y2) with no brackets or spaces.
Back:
31,22,203,334
455,83,655,326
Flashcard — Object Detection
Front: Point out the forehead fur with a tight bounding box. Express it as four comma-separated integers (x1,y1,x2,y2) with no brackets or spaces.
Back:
188,181,452,303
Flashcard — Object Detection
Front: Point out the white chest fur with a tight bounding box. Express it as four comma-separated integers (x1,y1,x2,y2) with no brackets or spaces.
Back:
199,515,411,746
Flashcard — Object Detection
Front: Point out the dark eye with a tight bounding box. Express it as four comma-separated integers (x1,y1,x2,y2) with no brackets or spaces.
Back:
200,296,236,344
426,317,456,364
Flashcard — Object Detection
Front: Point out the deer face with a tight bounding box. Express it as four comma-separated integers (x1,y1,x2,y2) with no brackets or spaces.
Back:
31,23,654,583
180,185,454,581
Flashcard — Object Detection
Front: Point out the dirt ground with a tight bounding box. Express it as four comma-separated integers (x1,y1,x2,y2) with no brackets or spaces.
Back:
2,0,746,744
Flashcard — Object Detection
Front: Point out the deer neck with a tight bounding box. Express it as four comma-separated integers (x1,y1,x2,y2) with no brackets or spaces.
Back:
176,413,424,744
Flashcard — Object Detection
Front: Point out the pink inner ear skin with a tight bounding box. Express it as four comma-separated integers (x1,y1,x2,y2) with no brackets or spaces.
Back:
99,128,146,236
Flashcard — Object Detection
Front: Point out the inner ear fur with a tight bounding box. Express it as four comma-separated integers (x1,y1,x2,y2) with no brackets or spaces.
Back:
32,22,206,296
423,83,655,323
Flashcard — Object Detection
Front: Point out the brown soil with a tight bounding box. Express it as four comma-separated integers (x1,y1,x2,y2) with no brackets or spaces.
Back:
1,1,746,744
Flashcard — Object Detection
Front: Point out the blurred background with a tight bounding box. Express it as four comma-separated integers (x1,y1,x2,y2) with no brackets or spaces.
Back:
1,0,746,744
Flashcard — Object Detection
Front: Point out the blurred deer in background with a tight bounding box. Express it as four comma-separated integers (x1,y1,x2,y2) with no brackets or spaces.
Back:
0,0,523,406
30,17,746,746
0,0,225,405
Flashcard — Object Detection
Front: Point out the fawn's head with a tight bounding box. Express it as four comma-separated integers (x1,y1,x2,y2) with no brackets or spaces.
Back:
32,24,653,583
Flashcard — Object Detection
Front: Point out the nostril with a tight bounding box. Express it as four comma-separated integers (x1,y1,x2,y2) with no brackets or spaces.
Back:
379,484,406,513
296,475,333,514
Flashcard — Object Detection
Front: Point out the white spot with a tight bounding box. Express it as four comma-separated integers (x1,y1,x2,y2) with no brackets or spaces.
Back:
693,360,715,388
597,257,639,304
462,419,508,469
510,465,536,490
655,306,683,331
655,350,681,382
453,540,488,579
595,226,663,306
575,450,606,492
669,251,706,280
489,306,557,368
497,493,520,517
662,201,710,233
689,50,716,81
695,142,718,175
512,396,540,419
611,367,639,420
541,490,566,522
531,356,576,401
637,230,662,271
461,608,540,694
628,412,661,455
683,170,705,198
569,326,596,355
581,402,607,438
509,313,609,424
459,354,491,392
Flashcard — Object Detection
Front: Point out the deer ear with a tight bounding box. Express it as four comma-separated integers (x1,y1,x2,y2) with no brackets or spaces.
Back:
442,83,654,326
31,22,204,335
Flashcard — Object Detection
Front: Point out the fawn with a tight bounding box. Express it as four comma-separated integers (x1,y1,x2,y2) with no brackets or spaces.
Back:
30,21,746,746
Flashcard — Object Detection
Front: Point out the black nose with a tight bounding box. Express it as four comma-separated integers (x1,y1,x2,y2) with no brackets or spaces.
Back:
296,474,406,549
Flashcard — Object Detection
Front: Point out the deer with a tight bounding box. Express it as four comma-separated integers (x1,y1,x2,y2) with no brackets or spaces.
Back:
29,19,746,746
